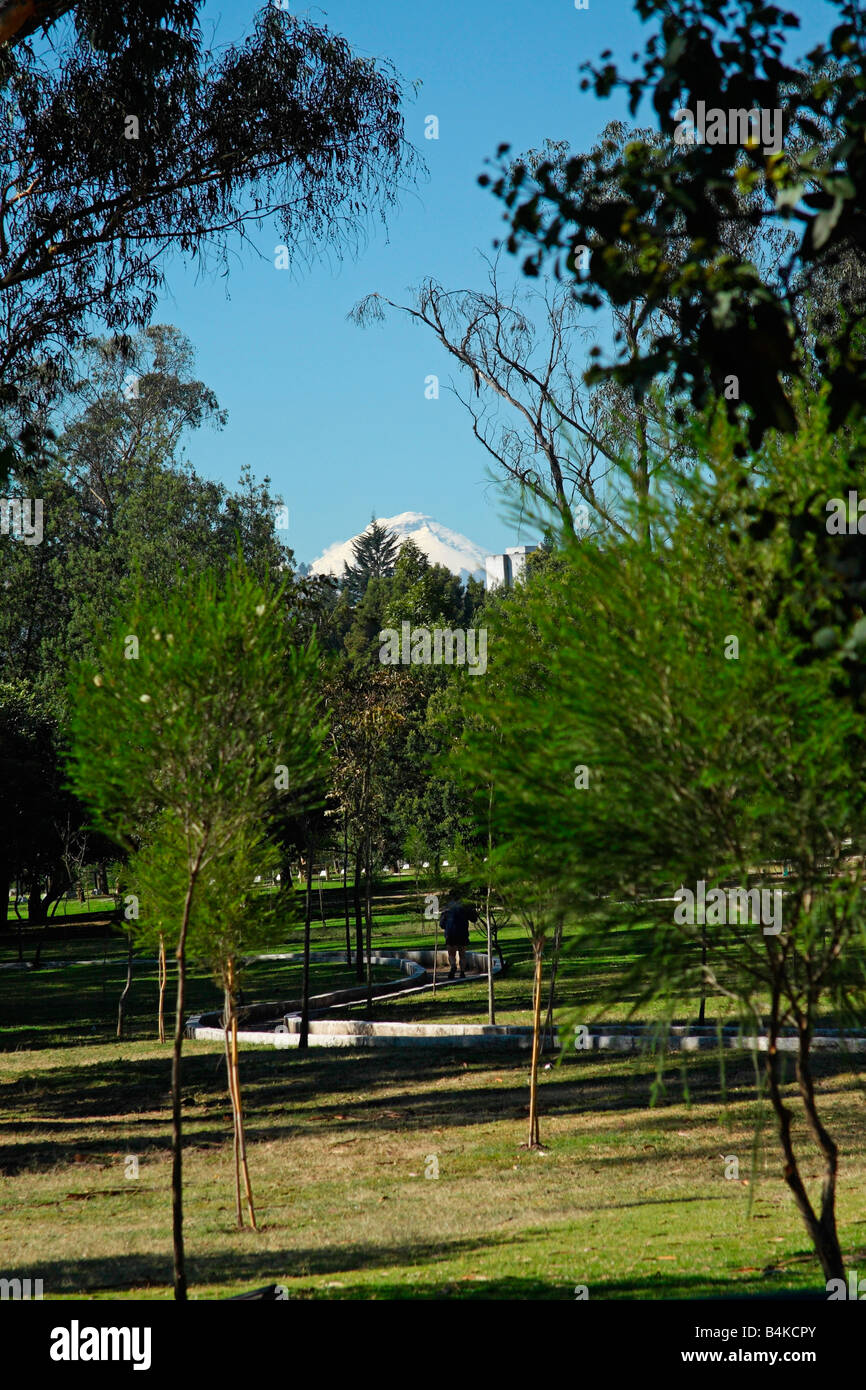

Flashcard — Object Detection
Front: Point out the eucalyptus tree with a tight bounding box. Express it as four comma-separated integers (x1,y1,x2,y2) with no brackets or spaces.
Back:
0,1,415,480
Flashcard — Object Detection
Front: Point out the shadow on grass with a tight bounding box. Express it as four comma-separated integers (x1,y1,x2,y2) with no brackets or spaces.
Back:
0,1237,828,1300
2,1231,519,1294
2,1047,863,1176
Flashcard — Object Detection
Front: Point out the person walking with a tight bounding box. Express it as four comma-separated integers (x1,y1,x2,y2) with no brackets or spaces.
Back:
439,890,478,979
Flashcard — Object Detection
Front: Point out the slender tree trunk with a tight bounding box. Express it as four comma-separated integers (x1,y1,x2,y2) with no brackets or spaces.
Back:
353,845,364,982
226,958,257,1231
117,929,134,1039
299,834,313,1049
415,870,424,933
764,990,843,1281
231,979,256,1230
365,837,373,1015
432,902,439,997
527,937,544,1149
342,815,351,966
485,783,495,1024
485,912,496,1025
223,981,242,1228
171,859,201,1302
158,933,167,1043
32,922,48,969
698,918,707,1026
542,917,563,1050
0,869,9,927
795,1014,843,1280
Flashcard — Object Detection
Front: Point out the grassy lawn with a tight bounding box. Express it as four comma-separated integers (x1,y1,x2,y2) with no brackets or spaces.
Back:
3,897,120,921
0,938,398,1050
2,903,865,1300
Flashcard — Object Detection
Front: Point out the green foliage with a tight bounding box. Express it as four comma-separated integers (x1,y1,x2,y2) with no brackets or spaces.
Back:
66,557,328,872
485,0,866,444
341,519,400,605
130,817,288,990
0,2,414,418
456,402,866,1027
0,327,294,690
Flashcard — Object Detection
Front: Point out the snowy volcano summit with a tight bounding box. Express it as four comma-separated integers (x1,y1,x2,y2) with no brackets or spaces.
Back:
310,511,491,582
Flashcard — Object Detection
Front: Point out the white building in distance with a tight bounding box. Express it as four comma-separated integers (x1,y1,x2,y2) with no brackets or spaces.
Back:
485,544,537,590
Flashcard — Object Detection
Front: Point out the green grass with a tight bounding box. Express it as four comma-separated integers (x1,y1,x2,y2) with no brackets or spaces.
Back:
2,901,865,1300
2,897,120,922
0,937,397,1050
2,1039,865,1300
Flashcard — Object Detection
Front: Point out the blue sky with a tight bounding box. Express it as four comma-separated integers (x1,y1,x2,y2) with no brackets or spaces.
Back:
153,0,836,568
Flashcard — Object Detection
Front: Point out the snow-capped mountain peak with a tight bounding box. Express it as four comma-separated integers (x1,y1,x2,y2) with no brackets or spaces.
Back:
310,512,491,582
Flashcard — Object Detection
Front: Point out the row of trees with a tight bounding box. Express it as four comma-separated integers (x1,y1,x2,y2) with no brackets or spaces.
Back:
0,334,492,932
438,0,866,1283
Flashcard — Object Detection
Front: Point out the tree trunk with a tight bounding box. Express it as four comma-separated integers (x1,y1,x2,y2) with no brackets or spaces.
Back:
299,834,313,1049
0,869,9,927
542,917,563,1050
229,957,257,1231
527,937,544,1149
353,845,364,982
32,922,49,969
27,878,44,925
764,993,844,1282
698,918,707,1026
157,933,167,1043
117,929,134,1039
171,859,201,1302
364,838,374,1015
485,782,495,1024
795,1015,843,1280
224,959,257,1231
223,981,242,1228
342,815,351,966
485,912,496,1026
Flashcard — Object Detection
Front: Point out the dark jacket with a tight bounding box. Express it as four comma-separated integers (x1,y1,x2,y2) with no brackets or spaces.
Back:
439,899,478,944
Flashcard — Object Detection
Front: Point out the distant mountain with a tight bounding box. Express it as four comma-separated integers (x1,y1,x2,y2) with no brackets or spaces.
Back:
310,511,492,582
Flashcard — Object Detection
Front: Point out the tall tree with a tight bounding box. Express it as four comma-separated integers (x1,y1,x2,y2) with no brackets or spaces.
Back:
458,398,866,1282
0,325,291,688
341,518,400,603
132,818,287,1230
67,558,326,1299
0,2,415,478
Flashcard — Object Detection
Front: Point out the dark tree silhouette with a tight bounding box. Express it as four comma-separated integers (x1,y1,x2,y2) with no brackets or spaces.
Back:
341,518,400,602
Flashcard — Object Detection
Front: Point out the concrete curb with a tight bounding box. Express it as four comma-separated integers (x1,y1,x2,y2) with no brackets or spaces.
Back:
191,947,502,1031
